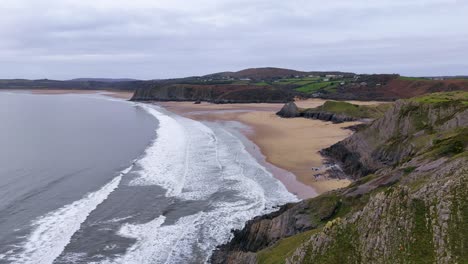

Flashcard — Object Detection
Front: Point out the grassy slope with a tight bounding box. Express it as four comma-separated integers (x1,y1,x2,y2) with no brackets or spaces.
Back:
410,90,468,105
257,230,318,264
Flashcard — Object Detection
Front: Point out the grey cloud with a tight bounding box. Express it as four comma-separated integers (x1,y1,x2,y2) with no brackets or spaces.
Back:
0,0,467,79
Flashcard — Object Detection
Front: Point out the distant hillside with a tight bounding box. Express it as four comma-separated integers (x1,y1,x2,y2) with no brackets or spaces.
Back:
2,68,467,102
69,78,139,83
0,79,148,91
131,72,468,103
205,67,354,81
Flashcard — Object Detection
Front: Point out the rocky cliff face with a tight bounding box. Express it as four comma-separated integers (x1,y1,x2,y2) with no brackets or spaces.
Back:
131,84,294,103
211,92,468,264
322,99,468,178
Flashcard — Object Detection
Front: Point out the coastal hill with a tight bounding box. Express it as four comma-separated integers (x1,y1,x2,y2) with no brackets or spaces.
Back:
211,91,468,264
2,67,467,102
0,78,146,91
131,68,468,102
69,78,138,83
204,67,354,80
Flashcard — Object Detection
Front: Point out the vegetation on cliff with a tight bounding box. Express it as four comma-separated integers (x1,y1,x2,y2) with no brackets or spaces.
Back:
277,101,391,123
309,101,391,119
211,92,468,264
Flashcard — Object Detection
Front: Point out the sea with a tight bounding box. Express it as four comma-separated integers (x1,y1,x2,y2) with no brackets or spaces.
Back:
0,91,297,264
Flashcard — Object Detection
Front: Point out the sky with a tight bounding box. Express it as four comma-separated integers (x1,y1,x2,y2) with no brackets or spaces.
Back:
1,0,467,79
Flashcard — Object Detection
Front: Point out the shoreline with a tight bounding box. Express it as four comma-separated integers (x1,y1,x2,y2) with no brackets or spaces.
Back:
215,120,318,199
1,89,370,198
157,100,371,196
1,89,134,100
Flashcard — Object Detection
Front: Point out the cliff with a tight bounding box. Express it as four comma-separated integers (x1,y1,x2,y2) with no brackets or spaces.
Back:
130,84,294,103
211,91,468,264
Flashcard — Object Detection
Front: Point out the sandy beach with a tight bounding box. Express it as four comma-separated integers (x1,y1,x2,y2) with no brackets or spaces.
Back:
159,100,374,195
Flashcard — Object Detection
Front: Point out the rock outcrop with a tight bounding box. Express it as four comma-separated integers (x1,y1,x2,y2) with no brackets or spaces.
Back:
301,110,357,123
276,101,387,123
276,102,300,117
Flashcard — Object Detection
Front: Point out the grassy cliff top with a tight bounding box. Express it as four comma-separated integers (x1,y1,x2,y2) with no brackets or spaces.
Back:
307,100,391,119
409,91,468,105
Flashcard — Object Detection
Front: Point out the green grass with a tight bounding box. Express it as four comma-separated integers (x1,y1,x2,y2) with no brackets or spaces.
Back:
303,223,362,264
410,91,468,105
309,101,391,119
406,199,436,263
402,166,417,174
447,174,468,263
257,229,318,264
398,76,430,81
307,194,341,224
295,81,337,93
427,127,468,158
291,80,318,86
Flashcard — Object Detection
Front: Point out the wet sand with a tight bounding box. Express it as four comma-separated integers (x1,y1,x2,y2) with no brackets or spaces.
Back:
159,100,367,195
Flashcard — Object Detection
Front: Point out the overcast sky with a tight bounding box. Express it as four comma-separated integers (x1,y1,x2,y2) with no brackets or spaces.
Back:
1,0,467,79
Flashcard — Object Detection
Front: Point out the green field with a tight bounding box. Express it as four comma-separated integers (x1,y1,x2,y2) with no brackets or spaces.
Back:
295,81,338,93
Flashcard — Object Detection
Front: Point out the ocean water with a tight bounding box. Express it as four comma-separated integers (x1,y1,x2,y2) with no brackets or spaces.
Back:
0,92,297,264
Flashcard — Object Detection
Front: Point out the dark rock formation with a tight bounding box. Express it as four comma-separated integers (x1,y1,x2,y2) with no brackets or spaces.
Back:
276,102,300,117
301,110,357,123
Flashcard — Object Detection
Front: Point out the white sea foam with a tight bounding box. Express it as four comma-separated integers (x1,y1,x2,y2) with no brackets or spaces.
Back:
129,105,188,197
6,165,133,264
104,107,297,263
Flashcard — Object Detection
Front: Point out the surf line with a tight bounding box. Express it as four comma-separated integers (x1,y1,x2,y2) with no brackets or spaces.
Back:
7,165,134,264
